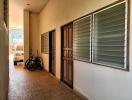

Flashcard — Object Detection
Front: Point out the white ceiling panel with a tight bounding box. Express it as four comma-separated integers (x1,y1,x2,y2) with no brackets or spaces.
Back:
9,0,49,27
10,0,49,13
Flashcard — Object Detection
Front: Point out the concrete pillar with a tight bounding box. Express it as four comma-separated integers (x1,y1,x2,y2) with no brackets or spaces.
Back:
0,20,9,100
24,10,30,61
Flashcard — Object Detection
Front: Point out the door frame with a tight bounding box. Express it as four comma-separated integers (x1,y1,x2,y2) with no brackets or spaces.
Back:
49,29,56,76
61,22,74,88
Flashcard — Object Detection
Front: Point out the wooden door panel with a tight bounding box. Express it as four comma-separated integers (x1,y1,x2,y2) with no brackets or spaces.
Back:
68,26,73,48
64,29,67,48
64,60,67,80
61,23,73,88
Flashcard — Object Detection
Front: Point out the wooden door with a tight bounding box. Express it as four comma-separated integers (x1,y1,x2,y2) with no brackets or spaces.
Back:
61,23,73,88
49,30,56,75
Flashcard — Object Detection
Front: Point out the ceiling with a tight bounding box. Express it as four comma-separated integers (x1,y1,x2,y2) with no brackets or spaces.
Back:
9,0,49,28
10,0,49,13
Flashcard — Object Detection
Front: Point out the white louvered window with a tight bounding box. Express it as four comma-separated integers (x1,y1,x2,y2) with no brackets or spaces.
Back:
92,2,128,69
73,16,92,62
41,32,49,54
41,34,44,53
73,1,129,70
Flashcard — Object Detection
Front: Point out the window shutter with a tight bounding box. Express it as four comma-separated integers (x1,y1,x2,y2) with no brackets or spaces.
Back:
41,34,44,53
44,32,49,53
73,16,92,61
41,33,49,54
93,2,127,69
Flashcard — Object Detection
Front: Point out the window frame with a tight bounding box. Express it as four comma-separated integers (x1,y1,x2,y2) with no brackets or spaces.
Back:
72,0,129,71
41,32,49,54
92,1,129,70
73,15,92,62
41,34,44,53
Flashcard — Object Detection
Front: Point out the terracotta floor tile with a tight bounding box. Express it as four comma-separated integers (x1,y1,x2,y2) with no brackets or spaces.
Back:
8,58,86,100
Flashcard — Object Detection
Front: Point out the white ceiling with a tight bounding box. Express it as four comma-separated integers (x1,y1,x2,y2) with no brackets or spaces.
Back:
9,0,49,28
10,0,49,13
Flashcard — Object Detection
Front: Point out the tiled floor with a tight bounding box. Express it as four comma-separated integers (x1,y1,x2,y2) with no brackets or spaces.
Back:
8,56,86,100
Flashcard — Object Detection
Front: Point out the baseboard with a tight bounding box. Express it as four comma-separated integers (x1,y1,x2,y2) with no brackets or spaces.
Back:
48,72,61,82
73,88,89,100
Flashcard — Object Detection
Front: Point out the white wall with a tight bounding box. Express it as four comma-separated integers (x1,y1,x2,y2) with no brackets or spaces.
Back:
39,0,132,100
0,0,9,99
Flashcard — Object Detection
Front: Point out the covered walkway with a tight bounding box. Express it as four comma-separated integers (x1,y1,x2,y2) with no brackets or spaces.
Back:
8,56,85,100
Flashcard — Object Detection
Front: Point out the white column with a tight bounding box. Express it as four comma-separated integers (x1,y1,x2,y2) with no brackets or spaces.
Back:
24,10,30,62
